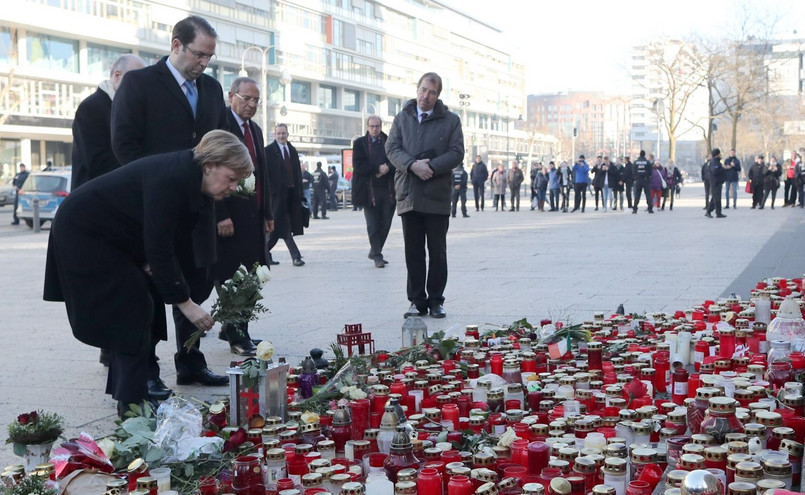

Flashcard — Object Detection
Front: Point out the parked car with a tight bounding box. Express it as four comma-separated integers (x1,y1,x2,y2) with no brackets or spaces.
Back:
0,178,14,207
16,171,71,228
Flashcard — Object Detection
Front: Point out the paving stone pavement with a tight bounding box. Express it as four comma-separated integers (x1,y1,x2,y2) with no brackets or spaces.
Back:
0,183,802,467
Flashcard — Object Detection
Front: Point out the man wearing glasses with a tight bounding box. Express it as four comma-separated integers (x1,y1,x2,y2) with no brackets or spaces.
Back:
386,72,464,319
212,76,274,356
111,15,230,391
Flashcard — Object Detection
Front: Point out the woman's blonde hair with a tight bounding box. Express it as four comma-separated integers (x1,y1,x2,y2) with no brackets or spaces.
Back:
193,130,253,177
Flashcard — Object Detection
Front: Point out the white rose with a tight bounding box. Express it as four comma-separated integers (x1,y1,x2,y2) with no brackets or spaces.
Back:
300,411,320,425
256,265,271,284
243,175,256,193
497,426,518,447
256,340,274,361
350,388,367,400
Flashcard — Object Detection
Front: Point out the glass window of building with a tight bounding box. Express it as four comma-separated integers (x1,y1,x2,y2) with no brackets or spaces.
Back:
291,80,311,104
0,27,14,65
366,93,381,115
26,32,79,72
139,51,165,65
86,43,130,77
387,97,402,116
318,84,336,109
266,76,284,103
343,89,360,111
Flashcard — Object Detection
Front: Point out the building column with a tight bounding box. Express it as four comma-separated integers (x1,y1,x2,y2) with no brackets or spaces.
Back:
20,139,32,169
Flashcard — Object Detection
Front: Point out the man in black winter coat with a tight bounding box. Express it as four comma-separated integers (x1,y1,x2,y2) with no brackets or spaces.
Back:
705,148,727,218
470,155,489,211
451,163,469,218
353,116,395,268
311,162,330,219
632,151,653,214
71,54,146,191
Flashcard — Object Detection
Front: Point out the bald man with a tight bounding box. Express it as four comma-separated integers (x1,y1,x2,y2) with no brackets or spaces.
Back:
71,53,146,190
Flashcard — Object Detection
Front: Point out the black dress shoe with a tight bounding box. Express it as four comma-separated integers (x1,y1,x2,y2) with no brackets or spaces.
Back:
705,213,713,218
251,338,262,345
374,258,386,268
176,368,229,386
230,340,257,356
430,305,447,318
403,304,427,318
147,378,173,400
716,214,727,218
293,258,305,267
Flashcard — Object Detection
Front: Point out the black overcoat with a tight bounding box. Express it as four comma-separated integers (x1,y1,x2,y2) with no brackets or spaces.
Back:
351,131,395,208
110,56,227,270
43,150,208,354
71,87,119,190
265,140,305,236
211,109,272,282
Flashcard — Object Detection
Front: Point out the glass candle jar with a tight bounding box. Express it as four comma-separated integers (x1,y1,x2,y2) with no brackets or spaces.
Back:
602,458,627,495
700,397,742,445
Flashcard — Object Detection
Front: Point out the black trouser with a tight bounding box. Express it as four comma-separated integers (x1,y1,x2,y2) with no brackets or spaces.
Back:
633,180,652,211
785,178,796,204
12,191,19,222
560,186,570,211
707,181,724,215
549,188,559,211
472,182,485,210
703,180,710,208
625,182,634,209
266,192,302,261
401,212,449,311
509,187,520,210
762,187,778,208
312,188,327,217
752,184,764,207
493,193,506,210
107,301,161,404
172,266,213,376
573,183,587,210
328,184,338,210
451,187,468,216
594,187,601,208
364,188,395,260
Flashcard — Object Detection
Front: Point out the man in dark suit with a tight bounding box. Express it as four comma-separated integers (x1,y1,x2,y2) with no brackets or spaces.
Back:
111,15,229,388
71,54,146,191
10,164,28,226
265,123,306,267
212,77,273,356
352,115,395,268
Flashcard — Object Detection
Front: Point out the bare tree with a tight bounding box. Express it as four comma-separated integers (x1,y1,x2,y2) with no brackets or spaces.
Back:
642,39,707,162
711,5,781,151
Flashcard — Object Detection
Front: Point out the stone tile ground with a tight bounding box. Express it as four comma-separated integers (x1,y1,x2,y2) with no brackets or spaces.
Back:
0,183,799,466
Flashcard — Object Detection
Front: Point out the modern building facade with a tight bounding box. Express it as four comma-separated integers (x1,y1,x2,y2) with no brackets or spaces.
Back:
0,0,553,183
527,91,633,161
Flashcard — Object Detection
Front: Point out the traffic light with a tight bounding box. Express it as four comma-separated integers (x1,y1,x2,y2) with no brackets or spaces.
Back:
573,128,578,137
459,93,471,107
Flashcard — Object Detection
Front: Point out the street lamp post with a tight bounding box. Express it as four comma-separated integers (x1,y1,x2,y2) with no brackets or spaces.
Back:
652,99,664,161
239,45,292,142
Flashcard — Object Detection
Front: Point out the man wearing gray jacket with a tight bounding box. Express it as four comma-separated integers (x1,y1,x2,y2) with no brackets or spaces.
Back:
386,72,464,319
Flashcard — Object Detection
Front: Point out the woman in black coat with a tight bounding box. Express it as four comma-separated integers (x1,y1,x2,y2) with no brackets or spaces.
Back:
44,130,253,416
762,157,782,209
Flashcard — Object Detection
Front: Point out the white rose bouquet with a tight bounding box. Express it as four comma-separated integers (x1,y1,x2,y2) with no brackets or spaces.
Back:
234,174,257,198
184,262,270,351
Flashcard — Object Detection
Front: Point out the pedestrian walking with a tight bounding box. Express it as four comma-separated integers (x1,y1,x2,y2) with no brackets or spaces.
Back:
571,155,590,212
311,162,330,219
451,163,469,218
632,150,653,214
491,163,507,211
470,155,488,212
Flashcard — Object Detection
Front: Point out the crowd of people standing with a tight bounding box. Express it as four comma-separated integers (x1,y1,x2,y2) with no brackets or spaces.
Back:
466,152,683,215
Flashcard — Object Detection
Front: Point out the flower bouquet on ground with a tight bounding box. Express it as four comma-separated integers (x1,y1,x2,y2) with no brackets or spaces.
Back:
184,262,270,351
6,410,64,450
